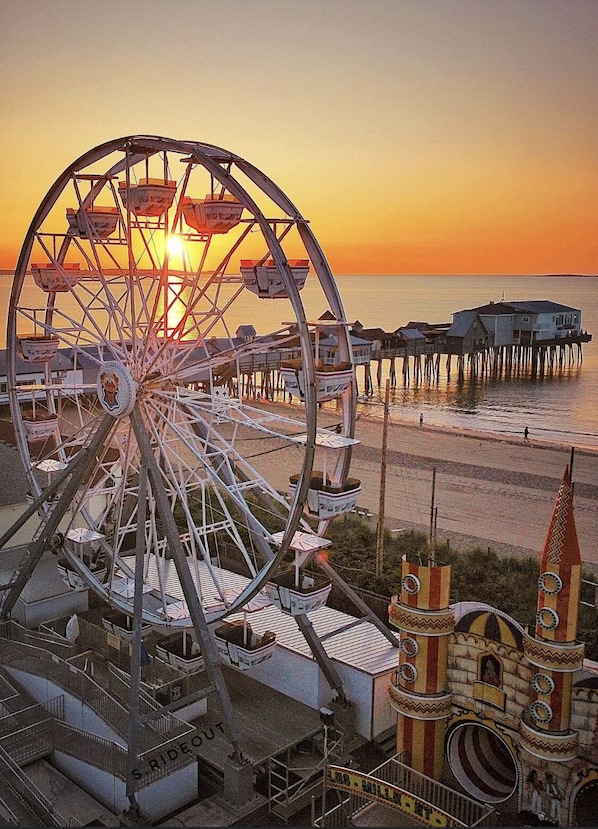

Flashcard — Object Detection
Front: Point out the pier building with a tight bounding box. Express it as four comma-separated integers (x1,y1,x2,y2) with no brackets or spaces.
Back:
352,299,592,392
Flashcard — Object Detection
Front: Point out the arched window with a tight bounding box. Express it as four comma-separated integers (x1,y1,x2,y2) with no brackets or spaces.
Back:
480,654,501,687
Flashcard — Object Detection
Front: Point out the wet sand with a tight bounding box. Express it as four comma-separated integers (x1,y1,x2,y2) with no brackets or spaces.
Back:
249,399,598,567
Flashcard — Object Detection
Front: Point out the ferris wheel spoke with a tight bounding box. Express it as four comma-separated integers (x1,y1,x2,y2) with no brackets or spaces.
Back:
137,394,291,610
174,387,310,441
142,394,285,543
152,389,296,487
139,279,249,379
44,275,134,356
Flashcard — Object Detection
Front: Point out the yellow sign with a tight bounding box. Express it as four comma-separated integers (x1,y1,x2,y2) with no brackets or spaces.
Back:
326,766,453,827
107,632,120,650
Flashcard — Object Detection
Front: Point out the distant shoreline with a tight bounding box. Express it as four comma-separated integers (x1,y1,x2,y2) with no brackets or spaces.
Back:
1,270,597,278
539,273,597,279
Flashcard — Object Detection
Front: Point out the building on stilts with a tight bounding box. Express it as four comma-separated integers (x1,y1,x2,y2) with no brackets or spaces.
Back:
348,299,591,396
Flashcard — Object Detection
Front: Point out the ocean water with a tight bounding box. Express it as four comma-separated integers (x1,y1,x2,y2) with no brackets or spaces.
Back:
1,272,596,450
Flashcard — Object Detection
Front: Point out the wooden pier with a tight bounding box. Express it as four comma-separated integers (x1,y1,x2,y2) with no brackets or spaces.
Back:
227,329,593,402
359,331,592,392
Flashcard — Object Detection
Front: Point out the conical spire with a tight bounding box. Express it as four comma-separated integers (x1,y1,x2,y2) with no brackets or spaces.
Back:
540,465,581,570
536,465,582,643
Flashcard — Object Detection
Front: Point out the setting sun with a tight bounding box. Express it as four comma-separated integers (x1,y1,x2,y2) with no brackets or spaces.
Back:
166,235,184,259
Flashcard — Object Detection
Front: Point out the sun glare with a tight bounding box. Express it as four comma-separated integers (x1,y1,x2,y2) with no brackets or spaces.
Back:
166,235,184,258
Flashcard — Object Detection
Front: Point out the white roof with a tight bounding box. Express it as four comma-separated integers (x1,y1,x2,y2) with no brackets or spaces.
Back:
291,430,360,449
123,556,398,676
230,603,398,676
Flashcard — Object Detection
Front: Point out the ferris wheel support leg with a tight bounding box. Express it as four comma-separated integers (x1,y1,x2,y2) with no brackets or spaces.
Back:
129,407,245,762
125,462,148,814
293,613,347,704
316,555,400,649
0,449,86,552
0,414,116,621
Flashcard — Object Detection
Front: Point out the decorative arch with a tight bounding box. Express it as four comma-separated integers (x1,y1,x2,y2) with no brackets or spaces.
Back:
570,771,598,826
455,608,524,649
445,720,519,804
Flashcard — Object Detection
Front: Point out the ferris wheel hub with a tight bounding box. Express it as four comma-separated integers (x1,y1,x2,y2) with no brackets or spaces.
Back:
97,361,137,418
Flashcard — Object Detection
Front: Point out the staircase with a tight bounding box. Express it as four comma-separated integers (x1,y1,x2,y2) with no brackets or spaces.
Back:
375,726,397,760
0,745,69,827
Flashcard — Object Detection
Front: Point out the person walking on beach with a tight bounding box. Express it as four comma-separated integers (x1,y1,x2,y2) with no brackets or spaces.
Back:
419,413,424,427
524,426,530,443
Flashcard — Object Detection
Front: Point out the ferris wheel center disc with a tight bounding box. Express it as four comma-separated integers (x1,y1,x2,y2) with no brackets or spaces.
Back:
97,362,137,417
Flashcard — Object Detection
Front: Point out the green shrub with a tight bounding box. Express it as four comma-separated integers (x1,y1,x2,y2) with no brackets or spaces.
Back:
326,519,598,660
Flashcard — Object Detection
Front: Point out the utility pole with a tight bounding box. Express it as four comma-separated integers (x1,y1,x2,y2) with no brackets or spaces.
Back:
429,466,436,564
376,379,390,578
319,707,335,827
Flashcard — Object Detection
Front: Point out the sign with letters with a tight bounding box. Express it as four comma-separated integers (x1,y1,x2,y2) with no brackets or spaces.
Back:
326,765,454,827
131,722,226,781
107,632,120,650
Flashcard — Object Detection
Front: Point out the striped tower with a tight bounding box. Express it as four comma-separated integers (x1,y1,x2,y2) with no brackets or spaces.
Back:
521,466,584,760
388,555,454,779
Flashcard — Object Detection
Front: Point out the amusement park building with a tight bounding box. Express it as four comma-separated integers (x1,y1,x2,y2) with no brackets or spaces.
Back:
388,466,598,826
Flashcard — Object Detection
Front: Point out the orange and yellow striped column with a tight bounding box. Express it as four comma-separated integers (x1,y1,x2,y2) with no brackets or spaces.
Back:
388,556,454,779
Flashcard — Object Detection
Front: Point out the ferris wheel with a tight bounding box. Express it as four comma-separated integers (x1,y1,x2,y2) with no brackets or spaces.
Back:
3,135,385,646
2,135,401,766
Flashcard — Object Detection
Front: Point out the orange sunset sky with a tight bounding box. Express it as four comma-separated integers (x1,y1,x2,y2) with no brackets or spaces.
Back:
0,0,596,275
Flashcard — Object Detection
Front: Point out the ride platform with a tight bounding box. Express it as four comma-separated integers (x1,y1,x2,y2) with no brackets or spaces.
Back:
188,663,324,772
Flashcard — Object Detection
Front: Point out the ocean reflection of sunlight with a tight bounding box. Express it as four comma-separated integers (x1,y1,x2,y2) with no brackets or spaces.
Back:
164,275,191,339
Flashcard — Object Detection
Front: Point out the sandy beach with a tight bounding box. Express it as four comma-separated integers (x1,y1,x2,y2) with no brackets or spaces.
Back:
248,399,598,568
